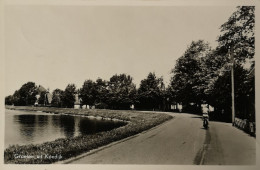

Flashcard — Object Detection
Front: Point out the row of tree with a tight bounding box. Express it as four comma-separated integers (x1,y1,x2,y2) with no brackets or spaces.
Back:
5,6,255,122
5,82,38,106
168,6,255,122
5,72,166,111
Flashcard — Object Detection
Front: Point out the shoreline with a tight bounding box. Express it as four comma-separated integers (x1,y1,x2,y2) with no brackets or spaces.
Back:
4,106,173,164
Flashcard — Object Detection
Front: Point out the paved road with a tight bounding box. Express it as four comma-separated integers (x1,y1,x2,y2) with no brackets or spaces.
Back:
69,113,255,165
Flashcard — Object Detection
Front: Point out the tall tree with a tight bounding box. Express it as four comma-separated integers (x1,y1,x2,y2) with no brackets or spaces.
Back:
209,64,253,121
80,80,97,106
95,78,109,108
62,84,76,108
5,95,13,105
217,6,255,64
137,72,164,110
170,40,212,107
107,74,136,109
38,91,46,105
208,6,255,121
13,82,38,106
12,90,21,106
51,89,64,107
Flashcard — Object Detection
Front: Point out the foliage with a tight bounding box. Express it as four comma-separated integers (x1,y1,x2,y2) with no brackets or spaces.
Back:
10,82,38,106
38,91,46,105
79,78,109,108
5,95,13,105
209,6,255,121
169,40,212,106
62,84,76,108
95,78,109,106
12,90,20,106
137,72,164,110
79,80,97,106
51,89,64,107
168,6,255,120
209,64,254,121
217,6,255,64
107,74,137,109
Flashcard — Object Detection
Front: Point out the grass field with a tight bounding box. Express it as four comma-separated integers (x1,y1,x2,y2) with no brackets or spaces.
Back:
4,106,172,164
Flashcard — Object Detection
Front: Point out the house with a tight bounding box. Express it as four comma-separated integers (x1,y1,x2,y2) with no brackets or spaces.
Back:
34,85,52,106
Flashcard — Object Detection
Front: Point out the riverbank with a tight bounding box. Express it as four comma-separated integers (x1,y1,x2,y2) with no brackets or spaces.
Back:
4,106,172,164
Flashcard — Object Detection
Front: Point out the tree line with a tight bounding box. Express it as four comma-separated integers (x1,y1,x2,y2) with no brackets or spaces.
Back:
5,72,166,111
168,6,255,122
5,6,255,122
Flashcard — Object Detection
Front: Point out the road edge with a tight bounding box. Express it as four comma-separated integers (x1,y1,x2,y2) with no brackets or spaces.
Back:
56,114,175,164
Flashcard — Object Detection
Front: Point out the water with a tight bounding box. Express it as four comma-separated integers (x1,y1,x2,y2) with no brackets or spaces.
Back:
5,109,126,148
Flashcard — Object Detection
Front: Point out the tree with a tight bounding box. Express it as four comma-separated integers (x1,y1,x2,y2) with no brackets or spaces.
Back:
107,74,137,109
208,64,253,122
38,91,46,105
12,90,21,106
5,95,13,105
208,6,255,121
217,6,255,64
79,80,97,106
62,84,76,108
51,89,64,107
12,82,38,106
169,40,212,109
137,72,164,110
95,78,109,108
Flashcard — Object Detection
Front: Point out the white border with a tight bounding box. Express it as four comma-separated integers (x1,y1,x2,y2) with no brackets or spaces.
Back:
1,0,259,170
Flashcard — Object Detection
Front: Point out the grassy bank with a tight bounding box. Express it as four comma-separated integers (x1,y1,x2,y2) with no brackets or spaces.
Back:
4,106,172,164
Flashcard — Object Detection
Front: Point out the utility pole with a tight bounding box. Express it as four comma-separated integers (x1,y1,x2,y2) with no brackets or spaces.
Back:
229,46,235,126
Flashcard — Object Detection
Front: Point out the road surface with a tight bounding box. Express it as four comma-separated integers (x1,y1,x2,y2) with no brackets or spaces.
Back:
68,113,255,165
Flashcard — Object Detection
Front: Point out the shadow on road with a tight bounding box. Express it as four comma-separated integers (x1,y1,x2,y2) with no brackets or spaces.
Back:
191,116,202,119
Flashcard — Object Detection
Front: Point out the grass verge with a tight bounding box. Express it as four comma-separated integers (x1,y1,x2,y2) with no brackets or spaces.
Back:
4,106,172,164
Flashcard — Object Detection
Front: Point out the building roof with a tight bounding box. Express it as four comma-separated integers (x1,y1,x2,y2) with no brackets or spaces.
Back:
36,85,47,94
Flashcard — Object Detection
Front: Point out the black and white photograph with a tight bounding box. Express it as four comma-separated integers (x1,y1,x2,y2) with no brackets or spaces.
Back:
1,0,259,168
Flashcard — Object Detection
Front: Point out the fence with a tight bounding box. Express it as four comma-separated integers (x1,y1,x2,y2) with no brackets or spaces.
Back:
234,117,256,137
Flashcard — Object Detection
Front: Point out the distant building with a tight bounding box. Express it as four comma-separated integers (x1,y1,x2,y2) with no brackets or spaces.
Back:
34,85,52,106
36,85,47,94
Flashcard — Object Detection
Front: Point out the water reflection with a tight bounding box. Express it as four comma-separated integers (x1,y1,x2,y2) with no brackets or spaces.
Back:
79,118,97,135
5,110,127,148
79,118,126,135
38,115,49,127
14,114,36,142
51,115,61,128
60,115,75,138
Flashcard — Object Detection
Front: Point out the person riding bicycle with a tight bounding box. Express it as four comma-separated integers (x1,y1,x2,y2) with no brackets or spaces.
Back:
201,104,209,126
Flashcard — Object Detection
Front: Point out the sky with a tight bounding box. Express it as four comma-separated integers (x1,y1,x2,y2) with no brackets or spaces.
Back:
5,5,237,96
